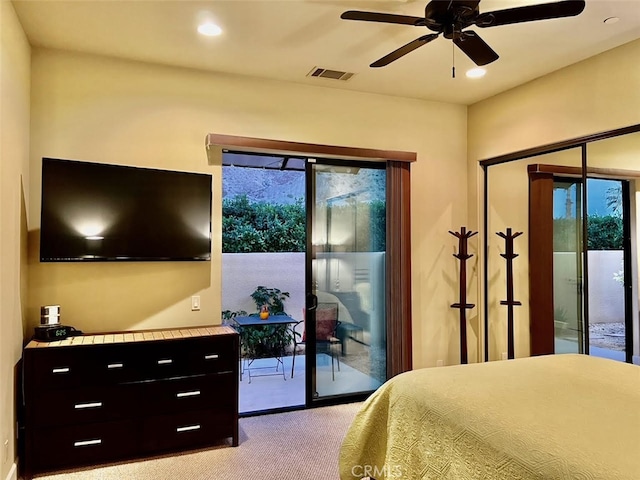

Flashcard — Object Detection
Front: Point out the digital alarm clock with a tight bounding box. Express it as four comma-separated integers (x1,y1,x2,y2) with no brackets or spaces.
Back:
34,324,81,342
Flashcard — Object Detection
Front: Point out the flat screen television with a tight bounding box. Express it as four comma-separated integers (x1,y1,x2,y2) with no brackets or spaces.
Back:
40,158,212,262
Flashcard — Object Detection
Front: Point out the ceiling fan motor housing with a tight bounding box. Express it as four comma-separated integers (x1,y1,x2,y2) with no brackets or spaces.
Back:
425,0,480,37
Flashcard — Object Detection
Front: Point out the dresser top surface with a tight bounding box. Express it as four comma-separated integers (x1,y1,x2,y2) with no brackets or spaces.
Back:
25,325,237,349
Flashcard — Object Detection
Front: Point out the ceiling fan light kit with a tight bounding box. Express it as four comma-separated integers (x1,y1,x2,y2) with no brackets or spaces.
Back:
197,22,222,37
466,67,486,79
341,0,586,72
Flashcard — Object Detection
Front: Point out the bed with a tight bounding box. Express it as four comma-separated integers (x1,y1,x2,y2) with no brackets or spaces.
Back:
339,354,640,480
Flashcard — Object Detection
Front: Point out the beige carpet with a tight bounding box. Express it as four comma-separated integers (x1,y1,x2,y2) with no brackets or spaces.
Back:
34,402,363,480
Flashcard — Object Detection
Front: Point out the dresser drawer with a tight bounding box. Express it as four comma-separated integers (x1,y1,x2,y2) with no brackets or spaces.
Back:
135,336,237,380
140,410,235,453
29,385,132,427
134,341,194,380
26,347,92,391
30,420,138,471
26,344,139,390
186,336,238,375
138,372,236,416
85,345,141,384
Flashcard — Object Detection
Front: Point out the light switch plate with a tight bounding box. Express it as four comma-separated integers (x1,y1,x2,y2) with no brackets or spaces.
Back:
191,296,200,311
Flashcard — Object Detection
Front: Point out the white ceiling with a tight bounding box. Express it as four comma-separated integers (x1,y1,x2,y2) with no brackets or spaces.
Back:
11,0,640,105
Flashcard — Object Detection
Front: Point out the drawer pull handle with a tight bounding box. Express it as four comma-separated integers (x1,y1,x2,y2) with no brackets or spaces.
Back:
157,359,173,365
176,390,201,398
204,354,219,360
52,367,70,374
107,363,124,369
176,424,201,433
75,402,103,409
74,439,102,447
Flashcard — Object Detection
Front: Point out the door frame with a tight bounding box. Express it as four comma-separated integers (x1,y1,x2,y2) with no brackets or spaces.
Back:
209,134,415,401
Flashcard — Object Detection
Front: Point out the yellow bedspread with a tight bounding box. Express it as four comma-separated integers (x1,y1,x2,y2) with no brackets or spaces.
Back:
339,354,640,480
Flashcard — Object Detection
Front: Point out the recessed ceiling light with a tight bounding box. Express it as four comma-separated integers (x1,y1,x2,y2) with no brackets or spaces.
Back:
604,16,619,25
466,68,486,79
198,22,222,36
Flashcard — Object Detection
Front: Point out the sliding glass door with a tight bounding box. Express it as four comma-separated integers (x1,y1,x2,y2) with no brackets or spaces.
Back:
306,160,387,403
552,178,584,354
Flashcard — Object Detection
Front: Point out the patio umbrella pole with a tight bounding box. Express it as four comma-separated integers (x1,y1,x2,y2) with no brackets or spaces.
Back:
497,228,523,360
450,227,477,364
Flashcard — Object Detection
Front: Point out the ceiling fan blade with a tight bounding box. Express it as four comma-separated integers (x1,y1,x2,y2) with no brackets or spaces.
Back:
476,1,585,28
453,31,498,66
371,34,439,68
341,10,426,26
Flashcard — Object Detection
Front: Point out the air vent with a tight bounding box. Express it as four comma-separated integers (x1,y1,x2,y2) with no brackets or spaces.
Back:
307,67,354,81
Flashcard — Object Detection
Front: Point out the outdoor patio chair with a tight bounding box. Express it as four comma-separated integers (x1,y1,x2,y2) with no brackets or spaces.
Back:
291,302,341,380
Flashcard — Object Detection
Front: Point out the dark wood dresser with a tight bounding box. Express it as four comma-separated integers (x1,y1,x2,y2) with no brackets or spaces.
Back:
22,325,239,477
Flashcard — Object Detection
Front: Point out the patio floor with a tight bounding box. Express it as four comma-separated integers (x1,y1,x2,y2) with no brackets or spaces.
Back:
239,353,382,413
555,338,626,362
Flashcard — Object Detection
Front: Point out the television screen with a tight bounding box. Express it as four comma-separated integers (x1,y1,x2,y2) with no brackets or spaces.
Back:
40,158,212,262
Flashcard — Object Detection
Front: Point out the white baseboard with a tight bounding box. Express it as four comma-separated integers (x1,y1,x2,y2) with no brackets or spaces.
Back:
633,355,640,366
4,462,17,480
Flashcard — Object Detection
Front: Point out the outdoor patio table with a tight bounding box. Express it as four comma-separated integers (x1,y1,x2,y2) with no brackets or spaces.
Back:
233,315,298,383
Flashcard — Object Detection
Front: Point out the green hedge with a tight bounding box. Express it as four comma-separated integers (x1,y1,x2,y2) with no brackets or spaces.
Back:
222,195,386,253
222,195,306,253
553,214,623,251
586,215,624,250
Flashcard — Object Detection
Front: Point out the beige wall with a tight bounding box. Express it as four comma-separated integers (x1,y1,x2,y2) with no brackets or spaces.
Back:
0,1,30,478
27,49,468,369
469,39,640,360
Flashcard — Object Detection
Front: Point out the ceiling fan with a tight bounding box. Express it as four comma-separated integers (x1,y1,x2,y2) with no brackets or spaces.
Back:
341,0,586,68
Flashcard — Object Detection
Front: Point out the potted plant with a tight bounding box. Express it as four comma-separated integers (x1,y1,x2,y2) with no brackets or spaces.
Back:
250,286,289,315
228,286,295,359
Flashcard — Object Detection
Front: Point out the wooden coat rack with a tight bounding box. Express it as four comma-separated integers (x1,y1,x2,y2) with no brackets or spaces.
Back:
450,227,477,364
497,228,523,360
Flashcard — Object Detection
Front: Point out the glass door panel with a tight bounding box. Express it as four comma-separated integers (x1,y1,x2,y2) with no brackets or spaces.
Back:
585,178,627,362
553,179,584,353
586,133,640,364
486,148,581,360
307,161,386,402
486,158,533,361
